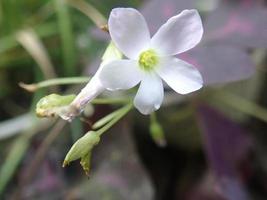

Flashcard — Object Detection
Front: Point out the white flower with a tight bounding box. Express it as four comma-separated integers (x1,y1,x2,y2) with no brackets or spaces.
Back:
98,8,204,115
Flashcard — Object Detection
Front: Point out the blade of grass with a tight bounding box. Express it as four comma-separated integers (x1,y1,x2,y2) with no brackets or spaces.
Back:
54,0,76,76
67,0,107,28
16,28,57,80
0,22,58,55
0,134,31,197
1,0,21,33
0,1,2,26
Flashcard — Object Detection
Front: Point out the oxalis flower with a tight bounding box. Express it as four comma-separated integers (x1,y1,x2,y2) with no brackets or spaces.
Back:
98,8,204,114
64,8,204,119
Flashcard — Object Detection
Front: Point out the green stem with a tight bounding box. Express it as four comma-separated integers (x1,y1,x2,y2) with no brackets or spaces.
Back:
92,107,126,129
19,76,90,92
96,103,133,136
91,98,131,105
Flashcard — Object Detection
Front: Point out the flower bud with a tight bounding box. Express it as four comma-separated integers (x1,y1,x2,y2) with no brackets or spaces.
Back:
36,94,75,118
63,131,100,169
149,119,167,147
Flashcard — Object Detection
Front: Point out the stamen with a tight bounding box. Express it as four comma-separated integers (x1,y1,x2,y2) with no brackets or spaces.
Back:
138,50,158,71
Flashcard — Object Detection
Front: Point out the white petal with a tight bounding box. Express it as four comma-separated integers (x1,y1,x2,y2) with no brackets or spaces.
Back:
108,8,151,59
134,74,164,115
151,9,203,56
157,57,203,94
98,59,141,91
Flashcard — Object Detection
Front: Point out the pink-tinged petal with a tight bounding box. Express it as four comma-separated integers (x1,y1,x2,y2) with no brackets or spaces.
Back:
108,8,150,59
157,57,203,94
134,74,164,115
179,45,255,85
151,9,203,56
98,59,141,91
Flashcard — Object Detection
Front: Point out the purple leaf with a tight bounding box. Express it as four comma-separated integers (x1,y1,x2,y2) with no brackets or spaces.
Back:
216,177,249,200
197,104,252,200
204,4,267,48
179,45,255,85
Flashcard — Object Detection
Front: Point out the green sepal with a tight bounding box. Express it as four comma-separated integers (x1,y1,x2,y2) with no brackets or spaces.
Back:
80,152,91,176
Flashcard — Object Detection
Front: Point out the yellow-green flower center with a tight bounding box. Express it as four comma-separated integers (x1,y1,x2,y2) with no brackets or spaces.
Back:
138,50,158,71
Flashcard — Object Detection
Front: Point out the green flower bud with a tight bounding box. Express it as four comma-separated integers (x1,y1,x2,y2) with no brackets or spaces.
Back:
150,115,166,147
63,131,100,169
36,94,76,118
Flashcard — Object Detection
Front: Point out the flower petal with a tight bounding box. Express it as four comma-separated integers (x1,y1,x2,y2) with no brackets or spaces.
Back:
157,57,203,94
151,9,203,56
108,8,150,59
134,74,164,115
98,59,141,91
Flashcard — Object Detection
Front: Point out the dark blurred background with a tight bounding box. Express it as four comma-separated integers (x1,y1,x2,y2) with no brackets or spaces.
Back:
0,0,267,199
